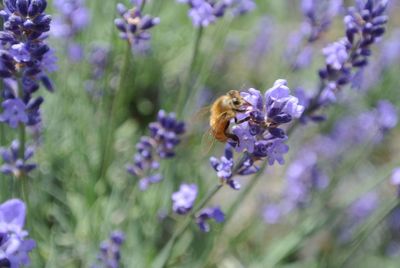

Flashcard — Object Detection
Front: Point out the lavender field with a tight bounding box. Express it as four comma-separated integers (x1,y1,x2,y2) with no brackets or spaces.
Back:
1,0,400,267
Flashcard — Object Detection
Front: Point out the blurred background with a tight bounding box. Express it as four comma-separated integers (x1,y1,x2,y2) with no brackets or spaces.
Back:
2,0,400,267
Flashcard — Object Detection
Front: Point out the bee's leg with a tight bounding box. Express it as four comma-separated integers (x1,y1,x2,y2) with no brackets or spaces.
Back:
224,123,240,147
234,116,250,124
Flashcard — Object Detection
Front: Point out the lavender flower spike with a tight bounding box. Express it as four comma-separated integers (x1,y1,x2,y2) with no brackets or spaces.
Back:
92,230,125,268
115,2,160,53
196,206,225,232
172,183,198,215
0,199,36,267
0,140,37,178
126,110,185,190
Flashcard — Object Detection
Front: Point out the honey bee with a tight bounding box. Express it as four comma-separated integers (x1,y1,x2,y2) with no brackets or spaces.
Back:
209,90,250,144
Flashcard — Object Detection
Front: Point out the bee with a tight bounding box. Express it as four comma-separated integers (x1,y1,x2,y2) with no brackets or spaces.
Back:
209,90,250,144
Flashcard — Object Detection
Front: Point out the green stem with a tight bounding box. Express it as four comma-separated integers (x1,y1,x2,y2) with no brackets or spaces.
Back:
98,45,131,182
176,26,204,116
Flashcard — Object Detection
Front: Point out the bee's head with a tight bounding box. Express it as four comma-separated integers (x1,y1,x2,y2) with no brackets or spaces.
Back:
227,90,249,110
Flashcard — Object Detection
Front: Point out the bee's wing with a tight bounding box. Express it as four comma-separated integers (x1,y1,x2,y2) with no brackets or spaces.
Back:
200,111,230,156
201,128,216,156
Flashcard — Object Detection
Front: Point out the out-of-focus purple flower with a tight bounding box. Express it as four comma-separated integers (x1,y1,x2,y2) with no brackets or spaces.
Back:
339,192,379,243
315,0,389,108
52,0,90,38
172,183,198,215
93,230,125,268
178,0,255,27
0,140,36,178
195,206,225,232
115,3,160,53
127,110,186,190
322,39,349,70
85,44,110,98
247,17,272,69
286,0,343,70
377,100,398,130
262,204,282,224
0,199,36,267
51,0,90,62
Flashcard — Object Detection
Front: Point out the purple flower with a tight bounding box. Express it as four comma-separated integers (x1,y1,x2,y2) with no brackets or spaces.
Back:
52,0,90,38
0,140,37,178
376,100,398,130
0,98,29,128
322,39,349,70
93,230,125,268
339,192,379,243
188,0,216,27
209,80,304,190
196,206,225,232
115,3,160,53
127,110,185,190
0,199,36,267
172,184,198,215
178,0,255,27
0,0,55,131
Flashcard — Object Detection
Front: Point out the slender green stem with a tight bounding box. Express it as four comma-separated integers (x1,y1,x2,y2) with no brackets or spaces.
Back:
176,26,204,116
98,45,131,182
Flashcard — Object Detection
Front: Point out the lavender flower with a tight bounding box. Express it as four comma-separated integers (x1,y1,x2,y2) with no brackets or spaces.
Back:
317,0,389,106
85,44,110,98
339,192,379,243
172,183,198,215
286,0,343,70
114,3,160,53
209,80,304,190
195,206,225,232
177,0,255,27
93,231,125,268
52,0,90,62
126,110,185,190
0,140,36,178
0,199,36,267
0,0,54,94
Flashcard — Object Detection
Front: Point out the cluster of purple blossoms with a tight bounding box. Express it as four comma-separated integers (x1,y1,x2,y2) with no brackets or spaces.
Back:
126,110,185,191
114,2,160,54
286,0,343,70
85,44,110,98
172,183,198,215
171,183,225,232
196,206,224,232
263,100,397,224
0,0,54,163
0,140,36,177
0,199,36,267
51,0,90,62
92,231,125,268
210,79,304,190
318,0,389,106
338,191,379,243
177,0,255,27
